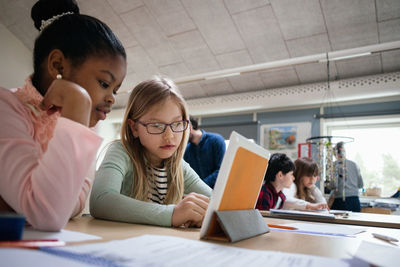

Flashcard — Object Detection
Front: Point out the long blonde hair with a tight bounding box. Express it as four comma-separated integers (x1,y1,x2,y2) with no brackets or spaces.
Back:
120,77,188,204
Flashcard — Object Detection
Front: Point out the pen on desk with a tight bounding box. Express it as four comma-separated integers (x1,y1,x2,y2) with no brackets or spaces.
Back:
372,233,399,243
0,239,65,249
267,224,298,230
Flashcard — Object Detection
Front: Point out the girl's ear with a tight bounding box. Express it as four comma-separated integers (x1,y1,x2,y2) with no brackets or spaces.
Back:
47,49,69,80
128,119,139,138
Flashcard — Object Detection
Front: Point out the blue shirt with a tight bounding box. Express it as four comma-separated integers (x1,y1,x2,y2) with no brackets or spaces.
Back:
184,130,226,188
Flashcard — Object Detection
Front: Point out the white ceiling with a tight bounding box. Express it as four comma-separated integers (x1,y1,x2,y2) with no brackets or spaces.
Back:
1,0,399,110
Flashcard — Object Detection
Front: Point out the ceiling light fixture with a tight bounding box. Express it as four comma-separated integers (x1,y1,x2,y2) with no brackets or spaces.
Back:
205,72,241,80
173,40,400,85
318,52,372,63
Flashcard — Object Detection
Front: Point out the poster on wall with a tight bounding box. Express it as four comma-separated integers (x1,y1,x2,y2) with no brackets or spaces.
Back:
260,122,311,160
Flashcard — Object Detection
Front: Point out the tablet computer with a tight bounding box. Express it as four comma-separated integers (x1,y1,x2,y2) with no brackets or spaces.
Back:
200,131,269,240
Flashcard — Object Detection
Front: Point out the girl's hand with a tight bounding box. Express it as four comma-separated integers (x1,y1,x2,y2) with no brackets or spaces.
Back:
306,203,329,210
171,192,209,228
40,79,92,126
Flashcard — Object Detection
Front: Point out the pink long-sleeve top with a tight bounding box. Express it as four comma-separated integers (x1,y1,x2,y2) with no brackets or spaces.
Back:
0,77,102,231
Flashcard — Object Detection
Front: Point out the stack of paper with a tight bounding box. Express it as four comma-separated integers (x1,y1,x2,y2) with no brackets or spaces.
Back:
43,235,349,267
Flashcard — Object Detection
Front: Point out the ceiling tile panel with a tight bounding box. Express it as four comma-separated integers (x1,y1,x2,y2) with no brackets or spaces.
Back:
158,62,191,79
78,0,138,48
382,51,400,72
182,0,245,54
378,18,400,42
144,0,196,36
178,83,207,99
270,0,325,40
286,33,332,57
0,0,35,27
106,0,144,14
125,45,159,79
215,49,254,67
169,30,220,73
228,73,266,93
224,0,269,15
199,78,235,96
121,6,181,66
295,63,337,84
233,5,289,63
259,68,300,88
216,50,265,92
321,0,379,50
376,0,400,21
335,54,382,79
378,19,400,72
118,72,141,94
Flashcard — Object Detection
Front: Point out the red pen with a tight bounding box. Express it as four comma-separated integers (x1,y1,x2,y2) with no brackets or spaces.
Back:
268,224,298,230
0,239,65,249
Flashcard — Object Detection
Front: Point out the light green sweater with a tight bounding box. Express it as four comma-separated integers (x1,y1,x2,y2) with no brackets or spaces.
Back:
90,141,212,227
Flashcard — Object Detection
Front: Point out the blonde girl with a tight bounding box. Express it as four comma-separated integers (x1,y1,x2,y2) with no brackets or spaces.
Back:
90,77,211,227
283,157,328,210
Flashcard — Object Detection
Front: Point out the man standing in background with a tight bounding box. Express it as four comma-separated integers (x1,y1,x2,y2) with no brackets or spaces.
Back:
331,142,364,212
184,116,226,189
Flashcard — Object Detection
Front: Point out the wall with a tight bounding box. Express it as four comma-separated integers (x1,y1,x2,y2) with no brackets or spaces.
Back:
323,101,400,119
0,23,32,89
198,100,400,145
201,107,320,144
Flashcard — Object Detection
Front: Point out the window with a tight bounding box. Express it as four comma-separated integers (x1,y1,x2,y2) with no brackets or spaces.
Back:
324,116,400,197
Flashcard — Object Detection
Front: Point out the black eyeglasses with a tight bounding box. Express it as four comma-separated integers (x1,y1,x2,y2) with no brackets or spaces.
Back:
136,120,189,134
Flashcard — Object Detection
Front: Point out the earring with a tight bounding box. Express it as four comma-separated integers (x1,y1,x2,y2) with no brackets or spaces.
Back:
56,74,62,80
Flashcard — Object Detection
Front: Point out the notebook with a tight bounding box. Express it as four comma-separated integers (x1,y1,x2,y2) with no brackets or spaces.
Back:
200,131,270,241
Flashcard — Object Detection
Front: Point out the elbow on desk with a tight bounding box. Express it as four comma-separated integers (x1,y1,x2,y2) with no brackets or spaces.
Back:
89,200,102,219
25,211,68,231
89,191,110,220
19,199,71,231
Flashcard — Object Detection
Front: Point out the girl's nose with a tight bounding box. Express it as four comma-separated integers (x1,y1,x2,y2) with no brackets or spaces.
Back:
105,92,115,105
163,125,174,139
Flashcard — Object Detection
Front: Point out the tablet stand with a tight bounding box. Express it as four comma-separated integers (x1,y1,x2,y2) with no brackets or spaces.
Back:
204,209,269,243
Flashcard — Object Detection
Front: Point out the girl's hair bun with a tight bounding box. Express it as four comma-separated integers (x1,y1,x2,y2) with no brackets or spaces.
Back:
31,0,80,30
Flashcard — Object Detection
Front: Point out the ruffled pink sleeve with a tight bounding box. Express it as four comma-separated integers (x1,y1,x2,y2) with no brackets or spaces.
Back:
0,89,102,231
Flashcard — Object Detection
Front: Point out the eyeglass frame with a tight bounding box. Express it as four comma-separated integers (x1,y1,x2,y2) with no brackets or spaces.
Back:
135,119,190,135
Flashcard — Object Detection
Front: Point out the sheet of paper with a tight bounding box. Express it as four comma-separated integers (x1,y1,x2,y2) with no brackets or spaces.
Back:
354,241,399,267
23,228,101,242
53,234,350,267
341,257,370,267
1,248,89,267
283,222,364,236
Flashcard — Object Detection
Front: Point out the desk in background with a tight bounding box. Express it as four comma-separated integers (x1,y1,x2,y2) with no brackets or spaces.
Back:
260,209,400,229
360,196,400,215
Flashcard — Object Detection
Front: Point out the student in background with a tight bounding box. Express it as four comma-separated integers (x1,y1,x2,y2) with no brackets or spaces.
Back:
90,77,211,228
283,157,328,210
0,0,126,231
256,153,295,211
184,116,226,189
